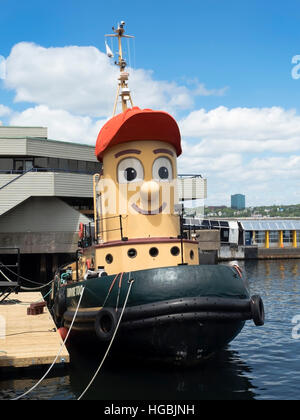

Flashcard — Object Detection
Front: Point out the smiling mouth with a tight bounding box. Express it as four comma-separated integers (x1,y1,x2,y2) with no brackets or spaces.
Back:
132,202,167,215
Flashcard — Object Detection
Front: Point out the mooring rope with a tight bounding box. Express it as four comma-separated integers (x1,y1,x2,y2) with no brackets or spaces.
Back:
0,262,53,288
10,286,86,400
77,277,134,400
0,267,53,291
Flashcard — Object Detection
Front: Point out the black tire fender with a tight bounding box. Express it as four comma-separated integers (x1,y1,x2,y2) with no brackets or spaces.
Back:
94,308,118,342
54,286,67,320
250,295,265,326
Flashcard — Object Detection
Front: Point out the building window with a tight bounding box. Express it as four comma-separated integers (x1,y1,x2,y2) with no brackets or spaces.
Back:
69,159,78,171
0,158,13,172
14,159,33,172
48,157,59,169
78,161,87,172
34,157,48,169
269,231,279,243
283,231,292,243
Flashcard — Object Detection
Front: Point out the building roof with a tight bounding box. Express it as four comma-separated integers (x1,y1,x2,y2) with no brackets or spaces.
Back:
239,219,300,231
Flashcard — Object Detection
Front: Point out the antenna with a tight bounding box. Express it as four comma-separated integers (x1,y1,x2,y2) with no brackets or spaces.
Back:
105,21,134,115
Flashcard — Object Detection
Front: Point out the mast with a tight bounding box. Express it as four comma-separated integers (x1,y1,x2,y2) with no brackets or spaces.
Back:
105,21,134,115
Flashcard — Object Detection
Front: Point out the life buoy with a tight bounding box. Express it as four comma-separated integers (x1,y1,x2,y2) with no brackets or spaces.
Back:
94,308,118,341
79,223,84,239
250,295,265,326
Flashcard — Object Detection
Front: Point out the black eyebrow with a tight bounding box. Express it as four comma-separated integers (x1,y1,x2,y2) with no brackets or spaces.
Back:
153,148,174,157
114,149,141,158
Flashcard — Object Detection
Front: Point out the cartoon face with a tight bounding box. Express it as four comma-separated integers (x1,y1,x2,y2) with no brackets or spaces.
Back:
102,140,177,216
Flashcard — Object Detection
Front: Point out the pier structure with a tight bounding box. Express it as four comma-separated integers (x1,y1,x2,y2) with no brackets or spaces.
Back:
0,292,69,370
183,217,300,260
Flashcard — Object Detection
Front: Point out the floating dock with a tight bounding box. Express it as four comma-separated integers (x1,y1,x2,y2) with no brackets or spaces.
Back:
0,292,69,370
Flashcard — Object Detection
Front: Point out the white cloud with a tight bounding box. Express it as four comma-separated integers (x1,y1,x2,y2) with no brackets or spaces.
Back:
0,104,11,117
9,105,105,144
2,41,300,206
0,55,6,80
179,106,300,155
5,43,117,117
4,42,227,118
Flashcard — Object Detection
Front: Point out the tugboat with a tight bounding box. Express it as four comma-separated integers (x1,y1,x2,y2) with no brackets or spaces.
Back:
51,22,264,364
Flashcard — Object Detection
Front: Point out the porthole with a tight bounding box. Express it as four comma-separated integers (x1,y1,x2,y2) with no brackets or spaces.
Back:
190,250,194,260
149,247,159,257
128,248,137,259
105,254,113,264
170,246,180,256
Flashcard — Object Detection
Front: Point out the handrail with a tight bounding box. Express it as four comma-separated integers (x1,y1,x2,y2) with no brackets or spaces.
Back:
0,168,98,176
0,168,34,191
0,167,99,191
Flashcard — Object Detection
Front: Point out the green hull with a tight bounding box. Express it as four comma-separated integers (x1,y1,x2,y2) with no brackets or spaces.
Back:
52,264,263,364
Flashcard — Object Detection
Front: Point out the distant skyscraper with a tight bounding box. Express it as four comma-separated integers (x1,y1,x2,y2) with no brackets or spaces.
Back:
231,194,246,210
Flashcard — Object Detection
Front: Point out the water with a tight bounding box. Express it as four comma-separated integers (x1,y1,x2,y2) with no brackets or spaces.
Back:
1,259,300,401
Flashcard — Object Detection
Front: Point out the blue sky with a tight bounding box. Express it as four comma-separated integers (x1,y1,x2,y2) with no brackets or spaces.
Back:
1,0,300,206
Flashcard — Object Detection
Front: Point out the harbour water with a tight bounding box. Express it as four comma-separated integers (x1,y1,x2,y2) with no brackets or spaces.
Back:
1,259,300,400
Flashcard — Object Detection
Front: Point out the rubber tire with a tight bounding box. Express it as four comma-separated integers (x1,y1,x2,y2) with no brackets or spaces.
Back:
250,295,265,326
54,287,67,321
94,308,118,342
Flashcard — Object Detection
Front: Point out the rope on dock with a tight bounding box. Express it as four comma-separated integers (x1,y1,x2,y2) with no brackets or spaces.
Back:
0,262,53,288
0,266,53,291
10,286,86,401
77,277,134,400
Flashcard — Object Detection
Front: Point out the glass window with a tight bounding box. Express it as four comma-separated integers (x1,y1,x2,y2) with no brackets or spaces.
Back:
87,161,96,173
25,160,33,170
69,160,78,171
14,160,24,171
78,161,87,172
0,158,13,171
48,158,59,169
34,157,48,168
283,231,292,243
269,231,279,243
220,229,229,242
254,231,265,244
59,159,69,170
94,162,100,172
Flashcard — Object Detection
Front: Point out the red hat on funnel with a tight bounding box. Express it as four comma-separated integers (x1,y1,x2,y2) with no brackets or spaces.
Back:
95,107,182,161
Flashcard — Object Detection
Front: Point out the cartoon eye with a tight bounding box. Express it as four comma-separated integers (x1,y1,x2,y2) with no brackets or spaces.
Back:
152,157,173,182
118,158,144,183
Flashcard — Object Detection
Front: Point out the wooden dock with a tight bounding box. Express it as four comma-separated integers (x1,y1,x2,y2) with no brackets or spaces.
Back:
0,292,69,369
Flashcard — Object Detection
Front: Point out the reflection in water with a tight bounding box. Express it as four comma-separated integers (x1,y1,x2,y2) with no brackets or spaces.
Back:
68,346,256,401
1,259,300,400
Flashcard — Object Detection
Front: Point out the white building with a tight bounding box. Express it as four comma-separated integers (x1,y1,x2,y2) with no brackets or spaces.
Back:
0,126,100,279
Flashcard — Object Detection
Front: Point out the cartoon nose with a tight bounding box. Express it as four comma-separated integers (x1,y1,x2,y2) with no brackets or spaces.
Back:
140,181,160,203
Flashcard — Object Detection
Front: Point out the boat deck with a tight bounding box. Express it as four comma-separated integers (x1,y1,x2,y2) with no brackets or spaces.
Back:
0,292,69,370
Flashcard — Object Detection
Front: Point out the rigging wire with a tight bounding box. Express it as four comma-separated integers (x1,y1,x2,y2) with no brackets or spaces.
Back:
77,276,134,400
10,286,86,400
